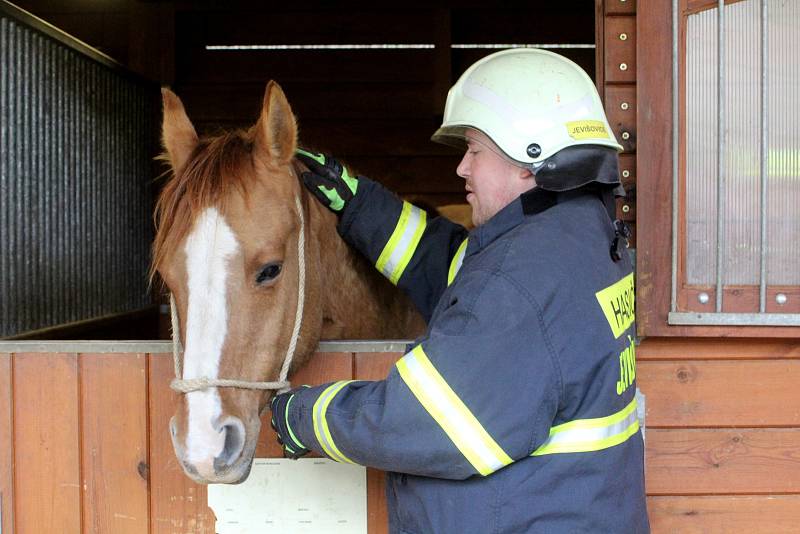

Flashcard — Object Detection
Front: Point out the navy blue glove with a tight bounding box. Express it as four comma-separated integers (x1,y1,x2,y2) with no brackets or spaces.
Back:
296,148,359,213
270,387,311,459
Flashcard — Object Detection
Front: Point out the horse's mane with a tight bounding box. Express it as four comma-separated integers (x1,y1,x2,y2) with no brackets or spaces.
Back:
150,129,258,284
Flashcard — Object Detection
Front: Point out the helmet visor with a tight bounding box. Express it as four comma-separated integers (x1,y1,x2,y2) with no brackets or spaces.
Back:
431,125,468,151
432,125,528,168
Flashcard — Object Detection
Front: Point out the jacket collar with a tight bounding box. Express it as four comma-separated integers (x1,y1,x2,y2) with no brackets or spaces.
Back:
466,187,559,256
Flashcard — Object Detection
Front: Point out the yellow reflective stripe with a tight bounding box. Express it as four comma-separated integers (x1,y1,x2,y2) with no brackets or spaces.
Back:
532,398,639,456
396,346,513,476
595,273,635,339
447,238,469,286
312,380,357,464
375,202,427,285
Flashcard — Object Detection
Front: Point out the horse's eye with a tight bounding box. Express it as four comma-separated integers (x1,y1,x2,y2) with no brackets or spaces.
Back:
256,262,282,285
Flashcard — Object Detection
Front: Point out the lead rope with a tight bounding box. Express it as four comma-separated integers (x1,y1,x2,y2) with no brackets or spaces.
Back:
169,193,306,395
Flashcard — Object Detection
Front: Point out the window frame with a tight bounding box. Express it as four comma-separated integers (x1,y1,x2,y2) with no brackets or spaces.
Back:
636,0,800,337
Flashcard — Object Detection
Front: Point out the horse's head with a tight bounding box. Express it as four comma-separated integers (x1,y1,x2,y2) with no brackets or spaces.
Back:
153,82,321,483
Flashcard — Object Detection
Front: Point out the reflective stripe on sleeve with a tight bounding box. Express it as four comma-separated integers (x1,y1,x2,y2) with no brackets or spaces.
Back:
375,202,427,285
531,397,640,456
312,380,357,464
447,238,469,286
396,345,513,476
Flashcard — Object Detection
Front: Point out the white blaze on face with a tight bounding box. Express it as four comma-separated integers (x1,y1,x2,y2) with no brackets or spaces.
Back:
182,207,239,472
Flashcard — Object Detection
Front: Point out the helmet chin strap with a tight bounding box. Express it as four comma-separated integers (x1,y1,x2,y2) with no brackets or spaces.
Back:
523,160,545,177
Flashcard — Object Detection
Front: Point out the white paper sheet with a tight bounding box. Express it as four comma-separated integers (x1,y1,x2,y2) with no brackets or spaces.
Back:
208,458,367,534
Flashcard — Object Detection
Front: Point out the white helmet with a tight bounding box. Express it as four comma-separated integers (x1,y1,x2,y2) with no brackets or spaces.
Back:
431,48,622,167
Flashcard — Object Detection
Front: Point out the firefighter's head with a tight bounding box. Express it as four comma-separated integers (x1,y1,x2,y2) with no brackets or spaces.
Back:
433,48,624,224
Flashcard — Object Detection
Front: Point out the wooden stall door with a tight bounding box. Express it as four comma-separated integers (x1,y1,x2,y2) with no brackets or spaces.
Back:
1,350,368,533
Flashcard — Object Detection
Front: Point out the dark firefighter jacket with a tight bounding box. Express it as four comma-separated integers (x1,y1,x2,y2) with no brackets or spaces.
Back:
285,177,650,533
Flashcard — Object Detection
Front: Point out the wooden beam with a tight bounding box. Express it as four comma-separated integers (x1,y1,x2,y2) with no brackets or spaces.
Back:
648,495,800,532
638,337,800,361
646,429,800,494
639,360,800,427
635,0,674,336
595,0,605,98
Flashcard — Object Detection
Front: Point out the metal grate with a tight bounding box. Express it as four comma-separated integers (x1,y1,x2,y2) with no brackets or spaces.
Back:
0,5,159,337
670,0,800,326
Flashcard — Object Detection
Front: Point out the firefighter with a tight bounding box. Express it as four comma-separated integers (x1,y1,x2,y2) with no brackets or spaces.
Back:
271,48,649,533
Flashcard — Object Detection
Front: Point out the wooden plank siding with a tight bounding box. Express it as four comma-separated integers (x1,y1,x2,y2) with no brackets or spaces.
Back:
646,428,800,494
0,354,14,533
648,495,800,533
13,353,82,533
638,361,800,427
1,339,798,531
80,354,150,533
638,337,800,532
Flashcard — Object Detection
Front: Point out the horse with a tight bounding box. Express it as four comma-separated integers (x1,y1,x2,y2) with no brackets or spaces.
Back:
152,81,426,484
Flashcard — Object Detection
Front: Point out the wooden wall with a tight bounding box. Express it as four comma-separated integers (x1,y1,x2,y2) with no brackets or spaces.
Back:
2,340,799,532
638,337,800,532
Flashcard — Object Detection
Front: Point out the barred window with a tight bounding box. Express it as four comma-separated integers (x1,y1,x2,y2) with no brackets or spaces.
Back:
670,0,800,326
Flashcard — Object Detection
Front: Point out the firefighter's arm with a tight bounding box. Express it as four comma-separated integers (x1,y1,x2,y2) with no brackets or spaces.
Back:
272,271,560,479
297,150,468,319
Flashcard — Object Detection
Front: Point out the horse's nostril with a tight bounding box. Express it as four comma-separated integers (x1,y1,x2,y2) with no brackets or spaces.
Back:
214,417,245,472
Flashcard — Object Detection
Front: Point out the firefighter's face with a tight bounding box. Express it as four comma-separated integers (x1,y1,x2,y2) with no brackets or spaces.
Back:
456,129,535,226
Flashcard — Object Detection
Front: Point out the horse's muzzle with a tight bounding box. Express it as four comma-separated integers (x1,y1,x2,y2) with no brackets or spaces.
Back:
170,415,259,484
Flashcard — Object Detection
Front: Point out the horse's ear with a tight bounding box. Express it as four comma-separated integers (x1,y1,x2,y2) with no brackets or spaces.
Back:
255,81,297,163
161,87,198,174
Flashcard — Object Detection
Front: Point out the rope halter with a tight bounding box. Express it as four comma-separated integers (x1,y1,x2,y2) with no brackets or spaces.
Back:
169,193,306,396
